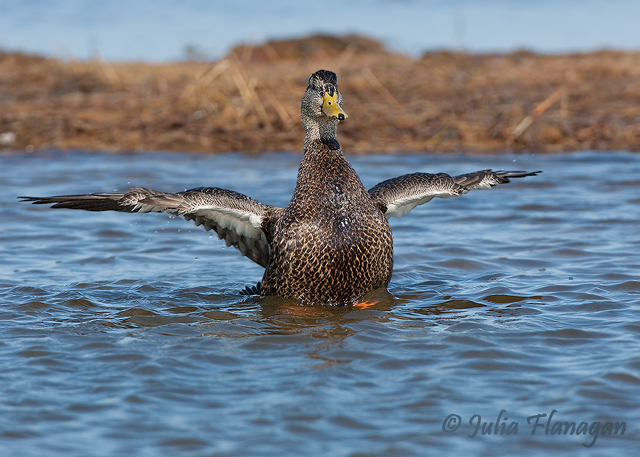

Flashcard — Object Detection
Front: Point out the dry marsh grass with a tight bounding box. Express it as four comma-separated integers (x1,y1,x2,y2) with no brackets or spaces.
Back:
2,35,639,154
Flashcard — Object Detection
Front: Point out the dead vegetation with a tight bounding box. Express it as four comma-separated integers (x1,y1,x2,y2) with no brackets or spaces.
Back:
1,34,639,154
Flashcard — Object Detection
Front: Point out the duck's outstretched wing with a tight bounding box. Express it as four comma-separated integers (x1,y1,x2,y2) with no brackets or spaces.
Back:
20,187,282,267
368,170,540,219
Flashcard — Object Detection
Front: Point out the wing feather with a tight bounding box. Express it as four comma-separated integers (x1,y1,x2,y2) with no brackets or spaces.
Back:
21,187,281,267
369,170,540,219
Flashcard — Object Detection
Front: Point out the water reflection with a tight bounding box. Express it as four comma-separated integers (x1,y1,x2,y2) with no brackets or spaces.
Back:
19,278,552,343
3,151,640,456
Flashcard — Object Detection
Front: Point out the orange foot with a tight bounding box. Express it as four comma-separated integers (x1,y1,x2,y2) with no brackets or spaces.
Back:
353,300,378,309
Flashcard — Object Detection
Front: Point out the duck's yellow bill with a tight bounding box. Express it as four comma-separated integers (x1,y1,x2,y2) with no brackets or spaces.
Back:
322,92,348,120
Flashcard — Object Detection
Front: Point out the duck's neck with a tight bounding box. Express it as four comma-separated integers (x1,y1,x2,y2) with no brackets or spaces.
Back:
304,136,341,152
303,117,340,152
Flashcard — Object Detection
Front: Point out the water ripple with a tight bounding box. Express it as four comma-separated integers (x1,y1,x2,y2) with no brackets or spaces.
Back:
1,151,639,456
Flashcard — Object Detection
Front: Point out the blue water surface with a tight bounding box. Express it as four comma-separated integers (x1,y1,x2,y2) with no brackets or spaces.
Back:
0,150,639,456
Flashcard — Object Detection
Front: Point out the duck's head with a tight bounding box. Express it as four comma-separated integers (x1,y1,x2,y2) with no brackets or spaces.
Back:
301,70,348,139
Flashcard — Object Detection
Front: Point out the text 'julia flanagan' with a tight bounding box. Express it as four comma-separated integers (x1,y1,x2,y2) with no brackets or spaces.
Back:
441,409,626,447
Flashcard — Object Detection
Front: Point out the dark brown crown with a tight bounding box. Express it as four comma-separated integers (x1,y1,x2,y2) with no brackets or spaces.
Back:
307,70,338,95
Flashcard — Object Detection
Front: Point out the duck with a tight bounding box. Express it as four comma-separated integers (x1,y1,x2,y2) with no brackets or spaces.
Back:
22,69,539,305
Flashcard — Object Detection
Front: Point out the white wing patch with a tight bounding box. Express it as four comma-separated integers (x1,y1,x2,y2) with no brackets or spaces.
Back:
117,187,277,267
20,186,277,267
186,207,271,267
370,170,539,219
194,208,264,241
386,195,436,219
385,189,466,218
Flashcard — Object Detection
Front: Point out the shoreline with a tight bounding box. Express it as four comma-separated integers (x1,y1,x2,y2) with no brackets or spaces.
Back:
2,35,639,154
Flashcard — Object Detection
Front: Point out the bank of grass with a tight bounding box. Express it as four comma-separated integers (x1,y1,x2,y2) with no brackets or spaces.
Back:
2,34,639,154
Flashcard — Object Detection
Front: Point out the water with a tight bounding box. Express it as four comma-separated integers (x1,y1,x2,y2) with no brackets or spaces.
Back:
1,0,640,61
1,150,639,456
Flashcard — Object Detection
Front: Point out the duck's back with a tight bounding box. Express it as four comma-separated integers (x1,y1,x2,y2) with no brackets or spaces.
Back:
261,140,393,304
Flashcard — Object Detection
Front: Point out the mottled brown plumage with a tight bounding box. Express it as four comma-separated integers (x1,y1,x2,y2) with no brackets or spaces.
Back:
21,70,540,305
261,139,393,304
